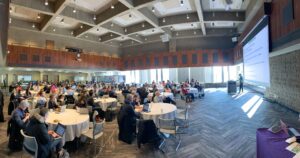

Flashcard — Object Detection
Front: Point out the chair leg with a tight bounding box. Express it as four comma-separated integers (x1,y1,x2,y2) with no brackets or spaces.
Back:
175,134,181,151
158,139,166,153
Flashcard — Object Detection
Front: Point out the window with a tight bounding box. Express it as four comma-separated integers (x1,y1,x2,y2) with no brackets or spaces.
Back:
154,57,159,66
182,54,187,64
213,66,222,83
45,56,51,62
150,69,157,82
162,68,169,81
172,55,177,65
17,75,32,81
163,56,168,66
192,54,197,64
213,52,218,63
202,53,208,64
146,57,150,66
20,54,27,61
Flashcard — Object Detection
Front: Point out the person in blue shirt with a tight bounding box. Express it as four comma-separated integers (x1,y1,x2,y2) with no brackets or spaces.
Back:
7,100,30,150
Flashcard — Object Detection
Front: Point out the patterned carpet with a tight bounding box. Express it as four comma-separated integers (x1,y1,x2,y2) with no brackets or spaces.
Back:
0,88,299,158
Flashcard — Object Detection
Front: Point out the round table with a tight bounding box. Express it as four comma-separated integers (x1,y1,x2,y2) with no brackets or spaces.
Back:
94,97,117,111
141,103,177,127
46,109,89,145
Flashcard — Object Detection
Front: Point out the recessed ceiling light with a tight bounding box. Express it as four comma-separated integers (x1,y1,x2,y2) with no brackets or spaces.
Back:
152,7,155,13
180,0,184,6
7,50,10,54
45,0,48,6
162,18,166,23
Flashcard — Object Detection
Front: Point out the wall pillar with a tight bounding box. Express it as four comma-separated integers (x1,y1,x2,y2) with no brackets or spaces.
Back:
0,0,9,67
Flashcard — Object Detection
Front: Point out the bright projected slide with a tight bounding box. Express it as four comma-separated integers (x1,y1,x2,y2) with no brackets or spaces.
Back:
243,25,270,87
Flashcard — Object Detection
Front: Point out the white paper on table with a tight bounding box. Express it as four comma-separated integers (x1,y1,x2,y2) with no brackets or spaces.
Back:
294,152,300,158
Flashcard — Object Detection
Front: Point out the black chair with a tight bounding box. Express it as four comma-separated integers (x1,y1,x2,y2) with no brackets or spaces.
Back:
137,119,162,149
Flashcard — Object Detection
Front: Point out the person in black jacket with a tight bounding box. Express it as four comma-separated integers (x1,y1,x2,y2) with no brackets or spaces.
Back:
25,107,64,158
7,100,30,150
0,89,5,122
137,85,148,105
117,94,139,144
47,94,58,109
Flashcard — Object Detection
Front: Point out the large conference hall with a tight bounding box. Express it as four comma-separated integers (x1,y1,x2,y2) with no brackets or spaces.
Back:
0,0,299,158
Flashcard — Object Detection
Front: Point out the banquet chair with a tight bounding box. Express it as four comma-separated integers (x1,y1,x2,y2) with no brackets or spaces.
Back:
158,117,182,152
82,111,105,153
20,129,38,158
176,105,190,133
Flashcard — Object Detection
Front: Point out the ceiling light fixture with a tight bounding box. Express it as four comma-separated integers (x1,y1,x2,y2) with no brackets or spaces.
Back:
77,53,80,57
73,8,76,13
186,14,190,19
180,0,184,6
194,31,196,35
9,18,12,24
71,31,74,35
37,14,41,19
152,29,155,32
98,37,101,41
85,35,88,38
96,28,99,32
93,14,97,20
124,28,127,33
111,23,114,27
110,33,113,37
145,38,147,41
53,28,56,32
142,23,145,28
60,18,64,23
176,32,179,36
80,25,83,28
170,26,173,30
162,18,166,23
45,0,48,6
111,4,114,9
7,50,10,54
9,7,12,13
152,7,155,13
32,23,35,28
129,14,132,18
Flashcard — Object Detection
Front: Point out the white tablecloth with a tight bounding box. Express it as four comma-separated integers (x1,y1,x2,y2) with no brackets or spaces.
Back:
46,109,89,145
187,88,199,96
148,92,174,100
94,97,117,111
141,103,177,127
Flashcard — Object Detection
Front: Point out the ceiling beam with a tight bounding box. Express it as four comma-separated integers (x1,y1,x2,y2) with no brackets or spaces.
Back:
40,0,68,32
11,0,54,15
101,22,125,36
203,11,245,22
194,0,206,35
125,22,154,35
158,12,199,27
60,6,95,26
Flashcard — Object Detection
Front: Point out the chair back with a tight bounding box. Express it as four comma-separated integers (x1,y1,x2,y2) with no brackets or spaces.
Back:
20,129,38,158
65,95,75,104
158,117,176,130
92,110,99,122
184,107,189,120
93,122,104,138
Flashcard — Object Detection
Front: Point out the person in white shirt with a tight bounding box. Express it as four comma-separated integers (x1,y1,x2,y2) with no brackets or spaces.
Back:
153,91,163,103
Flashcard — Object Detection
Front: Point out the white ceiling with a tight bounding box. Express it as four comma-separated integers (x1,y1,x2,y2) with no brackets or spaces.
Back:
202,0,249,11
150,0,195,18
112,11,145,27
10,5,42,23
88,27,110,36
51,16,80,29
67,0,112,14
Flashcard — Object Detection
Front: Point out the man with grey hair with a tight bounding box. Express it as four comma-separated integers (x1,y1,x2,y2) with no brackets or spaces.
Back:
8,100,30,150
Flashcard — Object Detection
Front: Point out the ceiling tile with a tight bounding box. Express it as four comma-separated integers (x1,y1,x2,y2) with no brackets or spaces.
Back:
67,0,112,13
172,23,199,31
138,28,164,36
88,27,109,36
51,16,80,29
151,0,195,17
112,12,144,27
10,5,42,23
202,0,249,11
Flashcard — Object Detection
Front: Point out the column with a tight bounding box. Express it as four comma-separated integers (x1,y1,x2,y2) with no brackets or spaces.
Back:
0,0,9,67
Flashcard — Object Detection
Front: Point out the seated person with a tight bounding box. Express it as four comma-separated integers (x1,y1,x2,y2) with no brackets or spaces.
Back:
164,87,172,93
7,100,30,150
132,94,140,107
25,87,32,97
117,94,139,144
36,92,47,108
25,108,65,158
48,94,59,109
57,95,65,106
75,95,87,108
137,85,148,105
109,87,117,98
65,87,74,95
153,91,163,103
86,90,95,107
181,85,194,101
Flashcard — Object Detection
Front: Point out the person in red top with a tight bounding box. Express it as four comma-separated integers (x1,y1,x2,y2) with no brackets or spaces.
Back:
181,85,194,102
